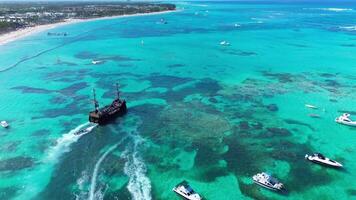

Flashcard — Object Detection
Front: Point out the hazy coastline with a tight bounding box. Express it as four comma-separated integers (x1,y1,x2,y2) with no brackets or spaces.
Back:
0,10,176,46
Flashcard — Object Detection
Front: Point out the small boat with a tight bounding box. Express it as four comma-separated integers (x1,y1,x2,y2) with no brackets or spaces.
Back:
172,181,202,200
252,172,285,192
220,41,230,46
305,153,343,168
234,23,240,27
1,121,9,128
305,104,318,109
308,113,321,118
161,18,168,24
335,113,356,127
92,60,103,65
74,125,96,136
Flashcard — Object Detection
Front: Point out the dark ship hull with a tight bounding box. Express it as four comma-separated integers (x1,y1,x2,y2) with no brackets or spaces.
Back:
89,100,127,125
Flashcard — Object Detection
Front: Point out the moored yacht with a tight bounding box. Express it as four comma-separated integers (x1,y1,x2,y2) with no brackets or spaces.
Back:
92,60,103,65
305,104,318,109
1,121,9,128
305,153,343,168
335,113,356,127
220,40,230,46
172,181,202,200
253,172,285,192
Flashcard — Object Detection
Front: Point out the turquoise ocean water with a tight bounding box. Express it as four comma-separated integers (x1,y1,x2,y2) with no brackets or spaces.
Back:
0,1,356,199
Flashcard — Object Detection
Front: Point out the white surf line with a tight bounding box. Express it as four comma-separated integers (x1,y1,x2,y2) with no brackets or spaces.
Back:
123,134,152,200
88,137,126,200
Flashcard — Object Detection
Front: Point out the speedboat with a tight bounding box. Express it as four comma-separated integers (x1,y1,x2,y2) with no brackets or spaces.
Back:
220,41,230,46
1,121,9,128
74,125,96,136
172,181,202,200
335,113,356,127
305,153,342,168
252,172,285,192
91,60,103,65
305,104,318,109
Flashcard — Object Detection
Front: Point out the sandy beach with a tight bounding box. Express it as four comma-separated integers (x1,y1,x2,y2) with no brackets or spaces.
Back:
0,10,176,46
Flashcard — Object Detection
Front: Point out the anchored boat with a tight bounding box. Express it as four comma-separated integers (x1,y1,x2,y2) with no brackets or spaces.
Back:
1,121,9,128
91,60,103,65
305,153,343,168
253,172,285,192
335,113,356,127
305,104,318,109
220,40,230,46
88,83,127,125
172,181,202,200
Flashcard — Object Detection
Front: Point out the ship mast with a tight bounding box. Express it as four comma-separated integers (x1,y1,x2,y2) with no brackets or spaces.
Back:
93,88,99,112
116,83,120,100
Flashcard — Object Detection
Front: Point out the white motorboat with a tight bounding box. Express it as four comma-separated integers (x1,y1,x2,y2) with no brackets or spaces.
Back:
305,153,343,168
1,121,9,128
305,104,318,109
335,113,356,127
220,41,230,46
172,181,202,200
253,172,285,192
92,60,103,65
74,125,96,136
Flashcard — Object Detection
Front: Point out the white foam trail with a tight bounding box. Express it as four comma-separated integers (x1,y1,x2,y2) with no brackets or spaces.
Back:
75,171,89,200
15,122,97,200
123,135,151,200
88,141,123,200
339,25,356,31
304,7,353,12
320,8,352,12
45,122,97,163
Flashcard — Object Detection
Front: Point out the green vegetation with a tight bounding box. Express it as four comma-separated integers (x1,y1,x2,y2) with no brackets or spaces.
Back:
0,2,176,34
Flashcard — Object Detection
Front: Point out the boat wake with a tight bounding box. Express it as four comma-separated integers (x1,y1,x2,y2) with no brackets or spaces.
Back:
74,171,89,200
14,122,97,200
123,134,152,200
45,122,97,163
88,139,126,200
339,25,356,31
304,7,353,12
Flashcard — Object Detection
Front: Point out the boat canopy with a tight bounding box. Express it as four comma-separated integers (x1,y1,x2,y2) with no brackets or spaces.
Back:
316,153,325,159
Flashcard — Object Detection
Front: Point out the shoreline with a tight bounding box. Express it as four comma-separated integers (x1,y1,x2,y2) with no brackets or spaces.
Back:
0,10,176,46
